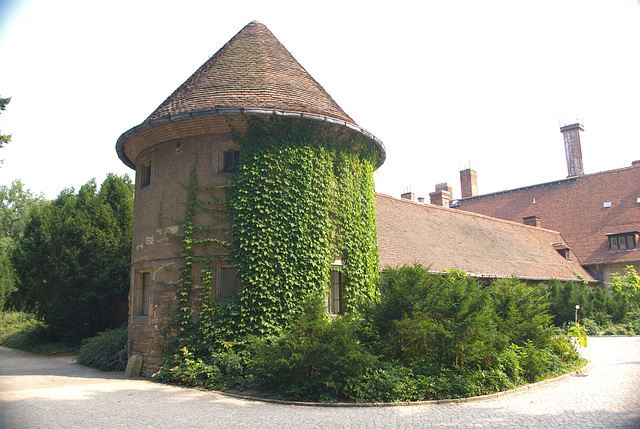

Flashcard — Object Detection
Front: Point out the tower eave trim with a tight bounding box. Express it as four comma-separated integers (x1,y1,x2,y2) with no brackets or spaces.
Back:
116,108,386,170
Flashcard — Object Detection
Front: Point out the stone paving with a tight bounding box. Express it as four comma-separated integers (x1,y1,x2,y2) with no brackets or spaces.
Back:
0,336,639,428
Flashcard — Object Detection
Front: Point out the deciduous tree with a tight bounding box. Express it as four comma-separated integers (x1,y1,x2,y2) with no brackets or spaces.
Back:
0,96,11,148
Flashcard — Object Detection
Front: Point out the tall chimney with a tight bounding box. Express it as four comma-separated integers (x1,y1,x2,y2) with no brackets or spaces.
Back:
560,122,584,177
429,183,452,208
460,168,478,198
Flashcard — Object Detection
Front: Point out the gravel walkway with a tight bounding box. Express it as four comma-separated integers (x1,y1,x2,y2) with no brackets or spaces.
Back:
1,336,639,428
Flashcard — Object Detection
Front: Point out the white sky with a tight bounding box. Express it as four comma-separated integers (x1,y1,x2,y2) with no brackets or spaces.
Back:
0,0,639,200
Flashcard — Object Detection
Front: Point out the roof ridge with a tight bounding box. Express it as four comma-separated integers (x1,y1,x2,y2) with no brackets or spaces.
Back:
375,192,565,234
459,163,640,202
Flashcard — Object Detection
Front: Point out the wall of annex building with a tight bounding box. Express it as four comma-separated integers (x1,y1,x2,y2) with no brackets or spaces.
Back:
591,261,640,286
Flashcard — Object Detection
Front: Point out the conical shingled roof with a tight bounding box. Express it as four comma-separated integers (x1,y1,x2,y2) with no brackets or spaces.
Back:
117,21,385,170
146,21,354,124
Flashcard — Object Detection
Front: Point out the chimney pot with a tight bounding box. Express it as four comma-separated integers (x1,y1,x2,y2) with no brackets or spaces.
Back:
418,197,425,203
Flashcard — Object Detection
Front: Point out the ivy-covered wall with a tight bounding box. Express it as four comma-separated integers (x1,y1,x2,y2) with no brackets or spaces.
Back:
223,116,380,337
166,116,381,348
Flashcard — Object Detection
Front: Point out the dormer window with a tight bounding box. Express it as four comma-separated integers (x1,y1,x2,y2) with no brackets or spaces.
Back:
552,243,571,261
607,232,639,251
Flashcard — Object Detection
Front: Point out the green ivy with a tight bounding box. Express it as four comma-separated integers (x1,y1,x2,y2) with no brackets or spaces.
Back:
223,116,380,338
158,166,229,350
162,115,381,355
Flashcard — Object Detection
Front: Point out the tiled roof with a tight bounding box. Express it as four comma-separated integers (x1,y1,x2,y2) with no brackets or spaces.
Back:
455,165,640,267
146,21,354,124
117,21,384,169
376,193,597,282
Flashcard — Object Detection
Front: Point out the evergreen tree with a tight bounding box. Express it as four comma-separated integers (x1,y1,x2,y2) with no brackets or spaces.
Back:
12,174,133,342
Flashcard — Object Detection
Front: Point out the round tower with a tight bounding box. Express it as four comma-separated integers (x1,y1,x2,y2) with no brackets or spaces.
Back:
116,21,384,371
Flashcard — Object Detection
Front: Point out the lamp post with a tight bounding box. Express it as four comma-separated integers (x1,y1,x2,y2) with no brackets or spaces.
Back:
575,304,580,325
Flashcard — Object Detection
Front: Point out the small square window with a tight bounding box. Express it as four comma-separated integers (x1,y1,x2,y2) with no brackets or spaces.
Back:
223,150,240,173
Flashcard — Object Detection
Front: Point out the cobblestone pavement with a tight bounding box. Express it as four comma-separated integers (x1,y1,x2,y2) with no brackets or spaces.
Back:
1,336,639,429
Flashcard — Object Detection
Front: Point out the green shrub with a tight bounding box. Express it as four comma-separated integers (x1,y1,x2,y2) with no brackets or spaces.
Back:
0,310,78,354
76,325,128,371
157,345,251,390
344,363,420,402
157,264,590,402
488,278,553,348
248,294,379,402
580,318,601,335
371,266,503,370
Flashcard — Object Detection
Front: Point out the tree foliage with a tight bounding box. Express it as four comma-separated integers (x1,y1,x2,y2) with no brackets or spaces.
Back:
0,180,44,309
12,174,133,342
1,179,45,239
547,278,630,326
0,96,11,148
368,266,499,368
0,243,13,309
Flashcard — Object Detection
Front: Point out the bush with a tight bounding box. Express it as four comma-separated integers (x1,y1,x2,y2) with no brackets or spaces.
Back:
370,266,503,370
0,310,77,354
488,278,554,348
156,345,251,390
580,318,602,335
76,325,128,371
158,265,589,402
248,294,379,402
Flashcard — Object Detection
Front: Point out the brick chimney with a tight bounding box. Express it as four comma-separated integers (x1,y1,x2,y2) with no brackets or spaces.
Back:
560,122,584,177
429,183,452,208
401,192,415,201
523,215,541,228
460,168,478,198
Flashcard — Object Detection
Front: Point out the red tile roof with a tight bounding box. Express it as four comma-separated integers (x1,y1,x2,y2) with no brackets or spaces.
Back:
376,193,597,282
146,21,354,124
455,165,640,267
